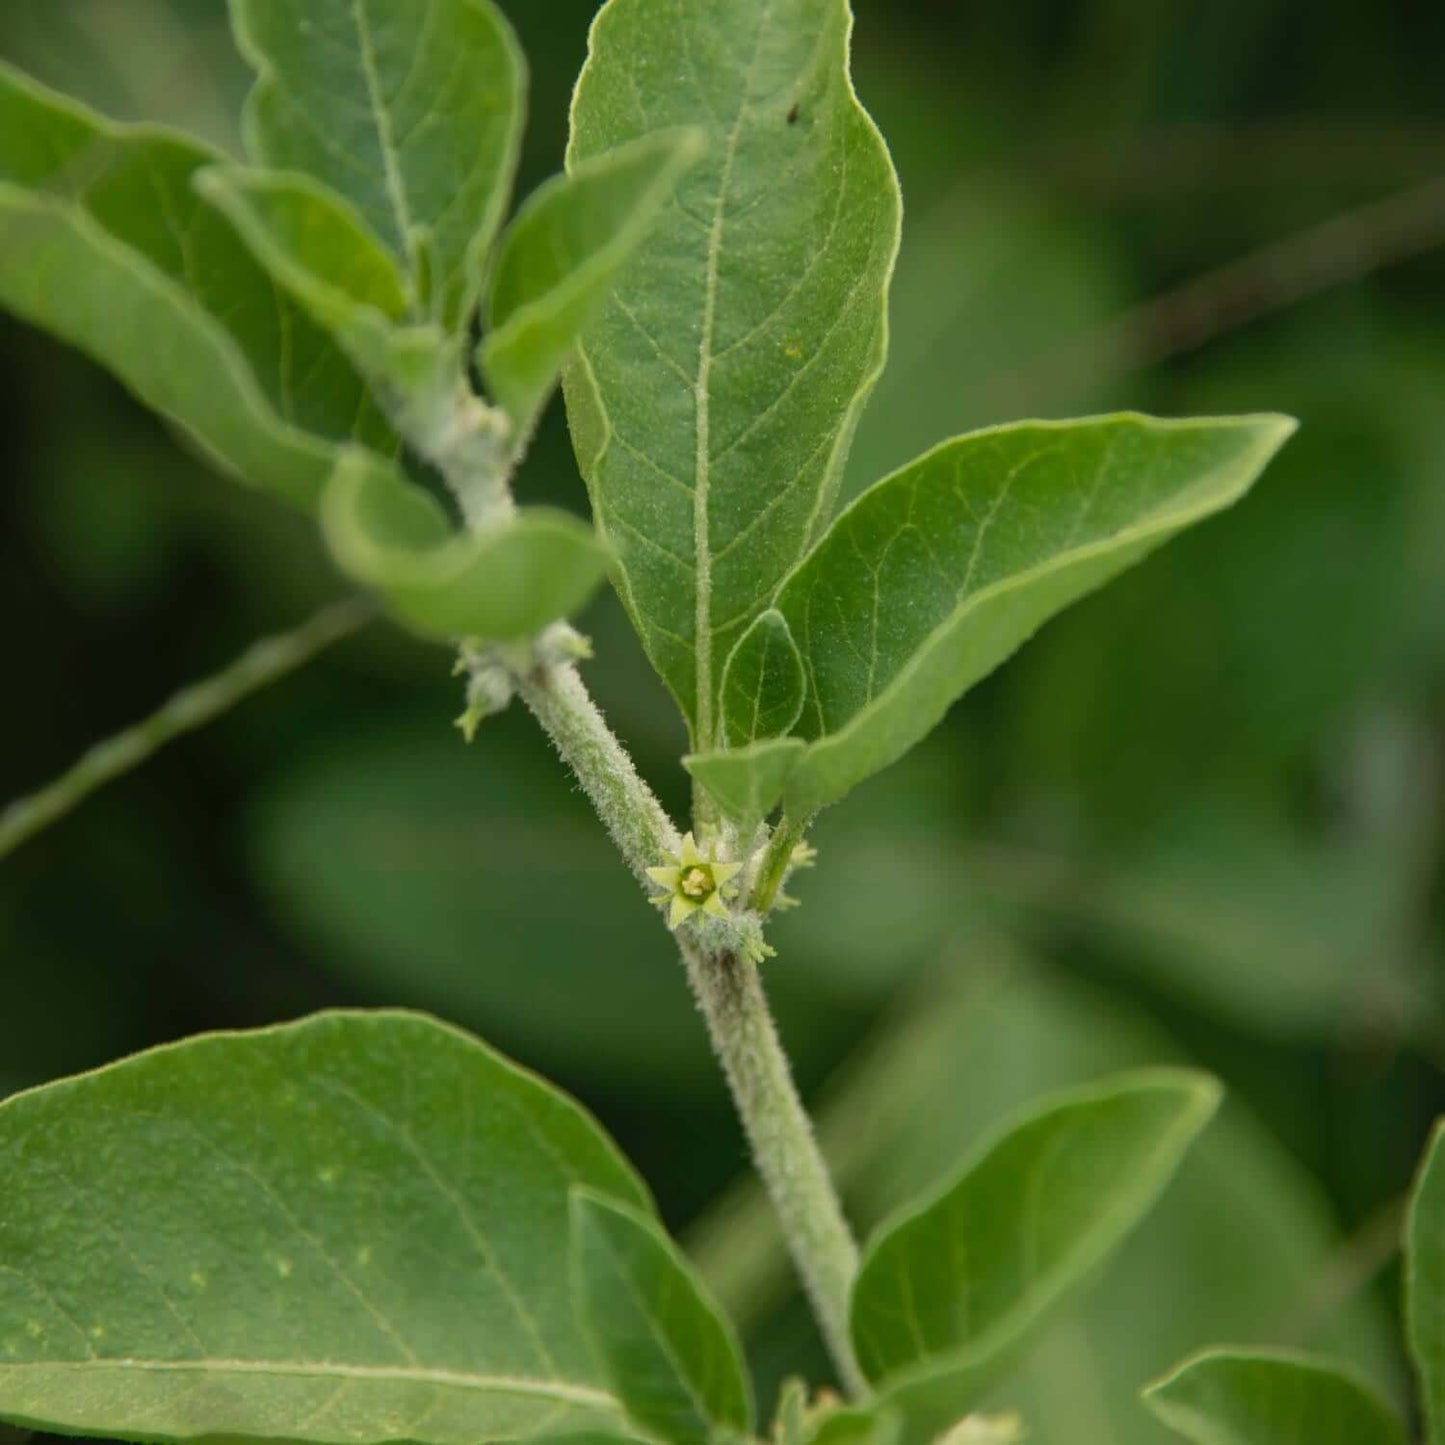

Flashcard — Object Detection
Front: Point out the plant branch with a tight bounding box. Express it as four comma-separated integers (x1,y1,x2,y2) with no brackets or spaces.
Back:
0,596,375,863
509,651,866,1395
680,936,867,1398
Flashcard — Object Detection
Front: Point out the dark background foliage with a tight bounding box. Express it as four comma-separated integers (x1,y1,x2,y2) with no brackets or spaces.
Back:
1,2,1442,1440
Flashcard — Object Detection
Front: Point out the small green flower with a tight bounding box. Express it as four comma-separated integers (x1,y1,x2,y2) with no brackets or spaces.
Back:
647,832,743,929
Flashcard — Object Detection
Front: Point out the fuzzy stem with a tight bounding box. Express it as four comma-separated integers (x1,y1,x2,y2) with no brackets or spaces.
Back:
512,657,866,1395
681,938,867,1397
0,597,375,862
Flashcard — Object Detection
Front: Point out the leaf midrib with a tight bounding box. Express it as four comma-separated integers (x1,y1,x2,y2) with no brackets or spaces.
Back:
349,0,418,276
693,0,775,748
0,1357,617,1404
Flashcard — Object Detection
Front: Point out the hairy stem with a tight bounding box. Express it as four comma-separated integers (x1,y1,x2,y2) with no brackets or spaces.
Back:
512,656,866,1395
682,938,867,1397
0,596,375,862
433,382,865,1392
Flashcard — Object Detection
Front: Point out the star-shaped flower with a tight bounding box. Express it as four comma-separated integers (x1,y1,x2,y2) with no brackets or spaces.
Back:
646,832,743,929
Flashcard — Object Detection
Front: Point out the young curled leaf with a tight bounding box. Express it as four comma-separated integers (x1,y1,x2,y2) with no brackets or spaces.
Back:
483,130,705,445
720,609,807,748
321,450,609,642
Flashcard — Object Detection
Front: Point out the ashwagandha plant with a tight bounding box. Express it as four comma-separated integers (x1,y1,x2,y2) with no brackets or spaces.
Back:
5,3,1423,1444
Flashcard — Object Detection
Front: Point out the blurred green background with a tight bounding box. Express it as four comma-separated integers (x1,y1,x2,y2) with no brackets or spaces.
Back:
2,1,1443,1441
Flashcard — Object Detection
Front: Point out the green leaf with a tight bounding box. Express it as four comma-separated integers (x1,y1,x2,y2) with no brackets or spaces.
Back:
564,0,902,747
321,449,609,641
483,131,705,444
684,739,807,831
849,1069,1222,1439
231,0,526,332
0,62,390,510
1407,1119,1445,1445
720,610,807,748
0,1010,651,1444
773,413,1296,813
1143,1350,1406,1445
193,164,449,397
570,1190,753,1445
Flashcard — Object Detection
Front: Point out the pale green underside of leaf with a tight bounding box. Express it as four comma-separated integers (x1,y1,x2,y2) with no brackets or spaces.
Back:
719,609,807,748
571,1191,753,1445
1143,1350,1407,1445
0,61,391,510
483,130,704,443
0,1011,650,1445
1407,1120,1445,1445
849,1069,1221,1441
322,450,610,641
231,0,526,333
689,413,1295,820
564,0,901,747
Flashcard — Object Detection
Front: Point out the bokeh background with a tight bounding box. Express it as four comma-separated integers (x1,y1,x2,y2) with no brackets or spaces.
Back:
2,1,1443,1440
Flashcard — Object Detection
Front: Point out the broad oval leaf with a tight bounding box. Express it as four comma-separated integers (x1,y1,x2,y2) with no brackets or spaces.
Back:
849,1069,1221,1439
322,450,610,641
0,62,391,510
1143,1350,1406,1445
570,1190,753,1445
565,0,901,748
483,130,705,444
720,609,807,748
1407,1119,1445,1444
775,413,1296,812
232,0,526,332
0,1010,651,1445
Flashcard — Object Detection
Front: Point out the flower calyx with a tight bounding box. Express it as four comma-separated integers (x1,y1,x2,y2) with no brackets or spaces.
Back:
647,832,742,930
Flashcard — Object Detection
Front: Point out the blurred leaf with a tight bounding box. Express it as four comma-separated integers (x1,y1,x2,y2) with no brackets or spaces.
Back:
321,450,609,642
232,0,526,331
1407,1121,1445,1445
771,414,1295,814
0,61,389,510
571,1190,753,1445
1143,1350,1406,1445
851,1070,1220,1439
1034,803,1423,1041
483,130,704,443
564,0,900,742
0,1011,649,1443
